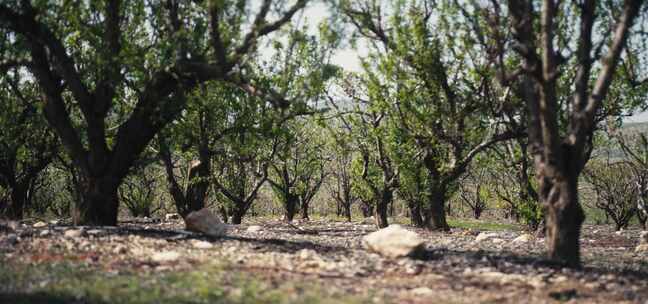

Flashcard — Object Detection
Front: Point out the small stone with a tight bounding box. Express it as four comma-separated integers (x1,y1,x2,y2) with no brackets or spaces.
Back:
33,221,47,228
297,248,319,260
491,238,505,244
64,229,87,238
48,220,60,225
151,251,181,262
185,208,228,237
512,233,533,243
39,230,51,237
363,224,425,258
410,287,434,296
475,232,499,242
165,213,181,221
246,225,263,233
191,240,214,249
86,229,103,235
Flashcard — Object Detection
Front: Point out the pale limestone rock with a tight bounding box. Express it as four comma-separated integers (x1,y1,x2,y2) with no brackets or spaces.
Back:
191,240,214,249
33,221,47,228
362,224,425,258
246,225,263,233
151,251,181,262
475,232,499,242
64,229,87,238
184,208,228,237
512,233,533,243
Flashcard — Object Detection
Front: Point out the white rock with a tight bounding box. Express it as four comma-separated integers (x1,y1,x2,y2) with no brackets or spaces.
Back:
165,213,181,221
491,238,505,244
191,240,214,249
39,230,51,237
296,248,319,260
184,208,228,237
475,232,499,242
151,251,181,262
410,287,434,296
48,220,60,225
362,224,425,258
86,229,103,235
33,221,47,228
512,233,533,243
64,229,87,238
246,225,263,233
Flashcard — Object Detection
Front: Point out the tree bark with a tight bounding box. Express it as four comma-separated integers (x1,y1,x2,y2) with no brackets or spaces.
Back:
542,174,584,267
73,175,120,226
231,205,246,225
408,201,425,227
6,182,28,220
374,189,392,228
301,198,310,220
342,201,351,222
424,182,450,231
284,193,298,222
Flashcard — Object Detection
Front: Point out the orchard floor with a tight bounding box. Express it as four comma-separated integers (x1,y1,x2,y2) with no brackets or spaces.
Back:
1,217,647,304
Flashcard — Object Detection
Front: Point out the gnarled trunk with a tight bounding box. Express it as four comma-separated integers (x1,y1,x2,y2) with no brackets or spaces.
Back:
424,182,450,231
73,175,120,226
284,193,298,222
374,189,392,228
301,198,310,220
542,175,584,267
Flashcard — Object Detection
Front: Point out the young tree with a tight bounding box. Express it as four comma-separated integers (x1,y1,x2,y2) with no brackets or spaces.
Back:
342,0,518,230
583,160,638,231
268,120,327,222
0,0,308,225
0,71,58,219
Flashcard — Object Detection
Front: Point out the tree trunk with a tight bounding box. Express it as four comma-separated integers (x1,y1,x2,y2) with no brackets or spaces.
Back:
73,176,120,226
6,183,29,220
231,205,246,225
301,199,310,220
408,201,425,227
374,189,391,228
360,200,373,218
424,182,450,231
342,202,351,222
542,175,585,267
284,193,298,222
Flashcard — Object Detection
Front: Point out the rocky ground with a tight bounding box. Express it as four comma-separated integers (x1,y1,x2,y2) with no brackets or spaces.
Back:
1,217,648,303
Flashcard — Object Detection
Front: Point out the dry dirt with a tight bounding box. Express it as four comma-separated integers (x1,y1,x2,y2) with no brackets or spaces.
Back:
1,218,648,303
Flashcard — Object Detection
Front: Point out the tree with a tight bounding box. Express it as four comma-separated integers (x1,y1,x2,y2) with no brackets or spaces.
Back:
457,168,488,220
268,120,327,222
0,0,308,225
0,70,58,219
341,74,400,228
325,120,357,222
583,159,638,231
475,0,647,266
342,0,518,231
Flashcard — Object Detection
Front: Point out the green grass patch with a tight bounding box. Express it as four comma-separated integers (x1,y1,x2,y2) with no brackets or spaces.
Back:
0,260,370,304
